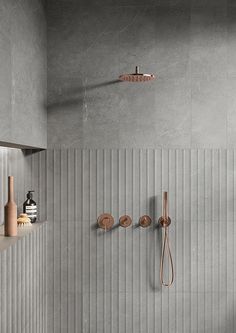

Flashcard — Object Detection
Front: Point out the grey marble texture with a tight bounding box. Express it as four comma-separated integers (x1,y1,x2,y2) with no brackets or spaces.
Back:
0,0,47,149
47,1,236,148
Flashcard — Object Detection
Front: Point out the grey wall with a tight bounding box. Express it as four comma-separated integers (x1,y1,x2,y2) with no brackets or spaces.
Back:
0,223,47,333
0,148,47,332
47,1,236,149
35,148,235,333
0,147,47,332
45,1,236,333
0,0,47,149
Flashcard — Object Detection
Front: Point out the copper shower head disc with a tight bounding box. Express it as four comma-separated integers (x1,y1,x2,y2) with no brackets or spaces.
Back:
119,66,155,82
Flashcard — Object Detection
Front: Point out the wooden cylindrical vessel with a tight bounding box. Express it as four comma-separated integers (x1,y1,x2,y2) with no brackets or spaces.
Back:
4,176,17,237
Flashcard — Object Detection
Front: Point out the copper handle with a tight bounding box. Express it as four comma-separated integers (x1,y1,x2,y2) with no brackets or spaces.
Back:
159,191,171,228
163,191,168,219
139,215,152,228
119,215,132,228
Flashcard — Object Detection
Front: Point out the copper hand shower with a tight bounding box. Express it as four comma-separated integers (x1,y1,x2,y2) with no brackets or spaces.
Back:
158,192,174,287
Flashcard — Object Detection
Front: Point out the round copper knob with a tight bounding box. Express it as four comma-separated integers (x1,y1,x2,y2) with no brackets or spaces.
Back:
119,215,132,228
97,213,114,230
139,215,152,228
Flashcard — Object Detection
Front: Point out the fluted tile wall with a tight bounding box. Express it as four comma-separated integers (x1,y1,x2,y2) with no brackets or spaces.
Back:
0,224,47,333
0,147,47,333
40,148,236,333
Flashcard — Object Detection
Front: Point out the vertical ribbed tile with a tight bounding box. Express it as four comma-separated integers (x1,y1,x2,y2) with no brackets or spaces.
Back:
226,150,233,330
111,149,119,333
219,149,227,333
89,150,97,333
44,224,47,333
29,230,33,333
153,149,163,332
183,149,191,295
74,149,82,333
1,250,6,333
82,150,90,333
12,244,17,333
118,148,125,299
175,149,184,332
60,149,68,332
140,149,147,333
132,149,140,333
0,253,1,330
6,247,11,333
3,147,236,333
197,150,205,333
146,149,154,333
46,149,54,333
68,149,75,333
33,231,37,333
52,149,61,333
118,149,125,333
234,150,236,333
168,149,177,333
204,149,213,333
125,149,132,333
104,149,112,333
0,223,47,332
190,149,197,332
212,149,220,333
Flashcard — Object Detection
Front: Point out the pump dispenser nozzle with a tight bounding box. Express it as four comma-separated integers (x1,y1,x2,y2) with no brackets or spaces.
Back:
27,191,34,199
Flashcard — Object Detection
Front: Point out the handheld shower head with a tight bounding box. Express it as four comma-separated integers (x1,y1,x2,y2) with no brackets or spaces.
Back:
119,66,155,82
158,191,171,227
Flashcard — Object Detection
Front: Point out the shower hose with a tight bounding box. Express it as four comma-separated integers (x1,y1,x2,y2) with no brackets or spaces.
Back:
160,225,174,287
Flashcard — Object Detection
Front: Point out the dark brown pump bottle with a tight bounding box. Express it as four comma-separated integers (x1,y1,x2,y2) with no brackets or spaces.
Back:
23,191,37,223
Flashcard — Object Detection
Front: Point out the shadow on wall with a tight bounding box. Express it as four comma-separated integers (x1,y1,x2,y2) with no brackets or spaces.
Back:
47,80,121,112
148,195,162,292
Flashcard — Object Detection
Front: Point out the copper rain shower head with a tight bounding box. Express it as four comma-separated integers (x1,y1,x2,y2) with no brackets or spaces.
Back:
119,66,155,82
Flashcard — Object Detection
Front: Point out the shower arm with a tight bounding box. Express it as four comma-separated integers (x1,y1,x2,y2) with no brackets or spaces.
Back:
159,192,174,287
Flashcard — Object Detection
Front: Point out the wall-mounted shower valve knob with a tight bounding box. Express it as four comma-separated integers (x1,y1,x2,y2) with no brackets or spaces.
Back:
139,215,152,228
97,213,114,230
159,216,171,228
119,215,132,228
